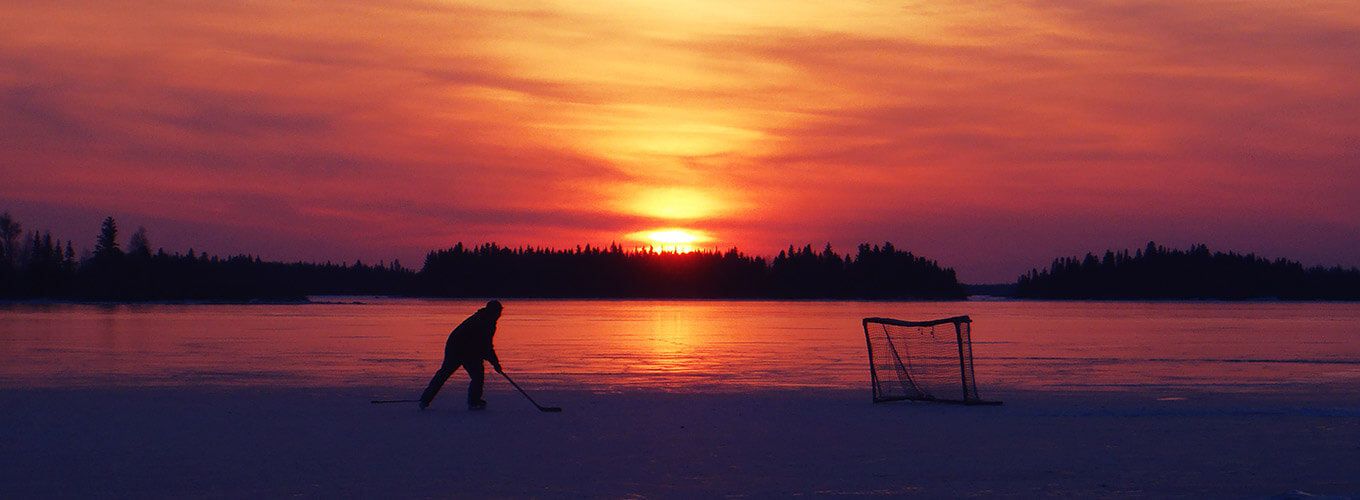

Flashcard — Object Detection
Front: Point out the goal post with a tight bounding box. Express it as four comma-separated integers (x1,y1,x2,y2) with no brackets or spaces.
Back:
862,315,1001,405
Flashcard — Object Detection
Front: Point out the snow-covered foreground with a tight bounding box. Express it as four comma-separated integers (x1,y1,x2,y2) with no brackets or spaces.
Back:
3,386,1358,499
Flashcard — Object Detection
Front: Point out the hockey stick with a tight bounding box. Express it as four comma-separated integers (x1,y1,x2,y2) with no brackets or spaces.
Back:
499,371,563,412
370,399,421,404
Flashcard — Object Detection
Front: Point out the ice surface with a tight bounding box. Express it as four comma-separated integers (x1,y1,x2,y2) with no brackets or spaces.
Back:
4,300,1359,497
2,387,1359,499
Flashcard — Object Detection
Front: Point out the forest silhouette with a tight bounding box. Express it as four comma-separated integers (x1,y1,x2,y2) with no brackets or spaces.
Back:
0,215,409,302
3,213,1358,302
418,241,965,299
0,214,963,301
1016,242,1360,300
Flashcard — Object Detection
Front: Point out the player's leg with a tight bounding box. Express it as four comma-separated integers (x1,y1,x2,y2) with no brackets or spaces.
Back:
465,359,486,409
418,361,461,409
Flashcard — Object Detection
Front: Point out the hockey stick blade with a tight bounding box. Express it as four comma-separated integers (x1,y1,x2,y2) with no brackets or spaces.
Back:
499,371,563,413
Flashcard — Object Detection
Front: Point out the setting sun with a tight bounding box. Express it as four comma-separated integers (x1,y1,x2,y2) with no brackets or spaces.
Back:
626,228,712,253
650,230,699,244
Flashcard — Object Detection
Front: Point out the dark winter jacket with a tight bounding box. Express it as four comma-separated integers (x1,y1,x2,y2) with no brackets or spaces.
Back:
444,304,501,367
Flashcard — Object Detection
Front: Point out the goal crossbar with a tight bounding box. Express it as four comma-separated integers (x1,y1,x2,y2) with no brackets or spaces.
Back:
863,315,973,329
863,315,1001,406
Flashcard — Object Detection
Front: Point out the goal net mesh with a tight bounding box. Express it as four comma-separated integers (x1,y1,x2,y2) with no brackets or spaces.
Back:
863,316,982,403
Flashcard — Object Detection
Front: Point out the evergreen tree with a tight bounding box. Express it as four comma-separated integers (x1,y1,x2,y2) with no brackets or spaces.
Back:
0,212,20,269
94,216,122,261
128,226,151,258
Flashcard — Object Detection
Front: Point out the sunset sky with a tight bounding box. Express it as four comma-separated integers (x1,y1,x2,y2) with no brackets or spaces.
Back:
3,0,1358,282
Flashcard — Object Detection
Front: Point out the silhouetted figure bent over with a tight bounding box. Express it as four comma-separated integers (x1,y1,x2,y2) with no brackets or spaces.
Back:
419,300,504,410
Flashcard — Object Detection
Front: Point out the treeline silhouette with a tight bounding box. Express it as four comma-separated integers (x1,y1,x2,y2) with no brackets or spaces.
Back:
1,213,964,301
418,242,967,299
0,214,413,302
11,212,1359,302
1015,242,1360,300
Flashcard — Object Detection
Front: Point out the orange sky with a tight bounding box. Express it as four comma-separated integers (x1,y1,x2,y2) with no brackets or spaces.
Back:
3,0,1359,282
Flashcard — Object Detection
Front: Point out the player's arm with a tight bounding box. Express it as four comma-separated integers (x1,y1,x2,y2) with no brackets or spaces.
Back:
487,346,503,372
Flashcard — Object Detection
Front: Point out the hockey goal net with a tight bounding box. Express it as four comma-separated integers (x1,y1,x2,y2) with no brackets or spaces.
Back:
862,315,1000,405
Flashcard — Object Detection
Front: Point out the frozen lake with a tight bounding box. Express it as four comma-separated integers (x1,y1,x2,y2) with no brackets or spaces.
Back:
3,299,1359,397
5,299,1360,499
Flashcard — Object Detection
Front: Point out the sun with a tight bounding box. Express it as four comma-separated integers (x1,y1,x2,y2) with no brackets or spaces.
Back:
650,230,699,245
628,228,712,253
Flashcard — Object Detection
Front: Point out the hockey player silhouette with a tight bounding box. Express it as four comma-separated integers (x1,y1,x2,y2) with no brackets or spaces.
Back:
418,300,503,410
